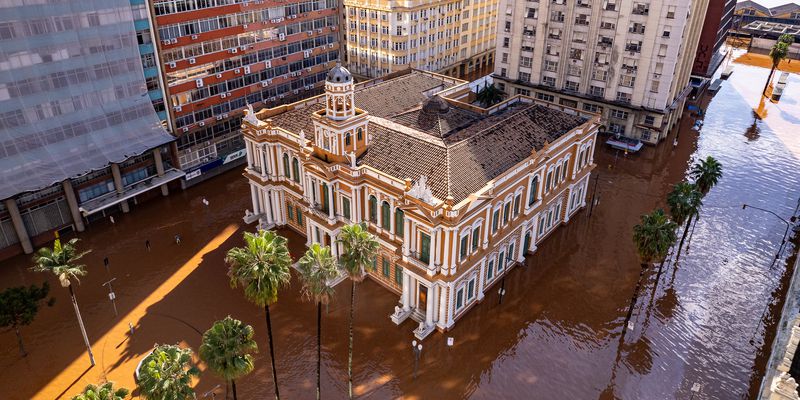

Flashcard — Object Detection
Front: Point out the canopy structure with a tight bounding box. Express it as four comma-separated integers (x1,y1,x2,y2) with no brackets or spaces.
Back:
0,0,175,201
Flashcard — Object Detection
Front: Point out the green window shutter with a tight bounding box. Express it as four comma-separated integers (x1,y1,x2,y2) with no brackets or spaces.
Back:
382,258,390,277
342,197,351,220
381,201,390,228
394,266,403,285
283,154,290,178
297,209,303,225
292,158,300,183
369,196,377,222
459,235,468,260
528,177,538,206
492,209,500,232
394,208,404,236
287,204,294,220
420,233,431,263
471,227,480,251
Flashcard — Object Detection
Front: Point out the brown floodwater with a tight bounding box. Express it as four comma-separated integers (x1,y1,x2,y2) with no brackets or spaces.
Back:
0,53,799,400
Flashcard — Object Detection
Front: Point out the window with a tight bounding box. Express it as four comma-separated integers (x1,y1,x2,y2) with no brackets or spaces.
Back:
383,258,390,277
283,153,291,178
357,127,363,141
297,209,303,225
395,208,405,236
519,72,531,82
644,115,656,126
419,233,431,263
292,158,300,183
456,287,464,310
508,243,516,265
561,160,568,181
492,209,500,233
460,234,469,260
381,201,391,228
472,226,480,252
369,195,378,223
544,60,558,72
342,196,351,220
536,92,555,102
619,75,635,87
487,260,495,280
589,85,605,97
542,76,556,87
395,266,403,285
345,132,352,147
321,183,330,213
288,204,294,220
514,194,522,216
467,279,475,300
610,109,629,120
545,170,553,191
564,81,580,92
497,251,506,271
503,202,511,224
528,176,539,205
583,103,602,113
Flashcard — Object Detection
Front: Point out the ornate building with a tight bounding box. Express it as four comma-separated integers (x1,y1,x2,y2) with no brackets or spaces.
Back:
241,65,599,339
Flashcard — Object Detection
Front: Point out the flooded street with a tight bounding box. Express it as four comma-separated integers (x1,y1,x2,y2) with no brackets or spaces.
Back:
1,55,799,399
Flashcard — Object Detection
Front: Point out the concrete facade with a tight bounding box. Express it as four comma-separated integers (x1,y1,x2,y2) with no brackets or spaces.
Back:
492,0,709,144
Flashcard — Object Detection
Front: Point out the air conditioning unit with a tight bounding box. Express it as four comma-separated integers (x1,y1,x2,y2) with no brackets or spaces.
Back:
169,62,177,68
293,89,299,94
306,67,312,72
328,43,334,48
291,72,298,77
243,24,248,29
171,38,178,44
262,81,269,87
269,96,276,102
278,33,286,41
195,79,204,88
162,40,171,46
307,31,313,36
279,94,285,98
244,66,251,73
226,92,231,97
223,113,228,118
331,26,337,31
230,48,238,54
175,106,182,112
191,35,198,40
182,127,189,132
189,58,196,64
240,45,247,51
235,68,241,74
265,60,271,68
216,115,223,120
199,121,205,126
266,78,272,84
220,93,227,98
317,28,323,33
282,74,288,79
303,50,311,58
216,73,222,78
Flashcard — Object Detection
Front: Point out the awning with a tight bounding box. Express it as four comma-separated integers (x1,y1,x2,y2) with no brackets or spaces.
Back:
78,169,185,216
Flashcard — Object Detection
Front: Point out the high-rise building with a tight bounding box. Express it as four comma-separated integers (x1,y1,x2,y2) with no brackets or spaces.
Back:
0,0,180,259
493,0,709,144
240,65,599,337
130,0,169,124
150,0,341,184
692,0,735,78
342,0,497,80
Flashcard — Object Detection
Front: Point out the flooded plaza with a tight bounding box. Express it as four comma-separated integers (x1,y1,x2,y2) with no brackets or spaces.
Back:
1,54,799,399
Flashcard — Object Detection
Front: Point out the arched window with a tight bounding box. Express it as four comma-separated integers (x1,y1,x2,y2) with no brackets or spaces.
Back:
345,132,352,147
528,176,539,206
369,195,378,223
292,158,300,183
282,153,290,179
394,208,405,236
381,201,391,228
357,127,363,141
321,183,330,212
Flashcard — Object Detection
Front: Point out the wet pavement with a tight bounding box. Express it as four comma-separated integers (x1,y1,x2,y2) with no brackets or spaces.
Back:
1,52,799,399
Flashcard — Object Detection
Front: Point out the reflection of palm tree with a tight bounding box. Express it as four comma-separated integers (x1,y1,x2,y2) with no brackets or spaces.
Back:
31,238,95,366
298,244,340,400
226,230,292,400
337,224,379,399
199,316,258,400
745,110,761,141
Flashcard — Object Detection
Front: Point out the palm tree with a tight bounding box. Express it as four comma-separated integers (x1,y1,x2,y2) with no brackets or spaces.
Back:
226,230,292,400
763,35,793,95
628,209,677,332
199,317,258,400
298,244,340,400
689,156,723,194
667,182,703,254
71,381,129,400
476,82,504,107
337,224,380,399
137,344,199,400
31,238,95,366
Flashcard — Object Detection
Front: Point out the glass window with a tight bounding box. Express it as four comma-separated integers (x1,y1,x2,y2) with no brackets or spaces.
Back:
460,235,469,260
456,287,464,309
342,196,351,220
292,158,300,183
357,127,363,141
528,176,539,206
468,279,475,299
498,251,505,271
382,258,390,277
381,201,391,228
503,202,511,224
287,204,294,220
471,226,480,252
508,243,515,265
345,132,352,147
487,260,495,280
297,209,303,225
283,153,291,178
420,232,431,263
394,208,405,236
369,195,377,223
394,266,403,285
492,209,500,232
321,183,330,212
513,194,521,216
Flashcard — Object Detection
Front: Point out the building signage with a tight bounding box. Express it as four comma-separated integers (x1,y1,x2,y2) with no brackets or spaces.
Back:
185,169,202,180
223,149,247,164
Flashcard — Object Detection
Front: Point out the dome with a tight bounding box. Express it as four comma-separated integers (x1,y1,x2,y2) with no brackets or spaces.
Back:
326,64,352,84
421,95,450,114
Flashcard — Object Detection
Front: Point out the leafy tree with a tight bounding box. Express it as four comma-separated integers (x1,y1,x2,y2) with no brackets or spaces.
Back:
337,224,380,399
199,316,258,400
298,244,340,400
763,39,791,95
226,230,292,400
0,282,53,356
667,182,703,253
689,156,723,194
475,83,504,107
31,238,95,365
71,381,129,400
137,344,199,400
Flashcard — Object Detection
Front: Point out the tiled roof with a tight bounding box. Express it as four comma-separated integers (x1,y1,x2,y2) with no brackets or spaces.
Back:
360,102,586,202
736,0,800,16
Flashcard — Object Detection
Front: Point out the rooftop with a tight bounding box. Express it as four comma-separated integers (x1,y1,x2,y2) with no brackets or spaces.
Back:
264,70,588,203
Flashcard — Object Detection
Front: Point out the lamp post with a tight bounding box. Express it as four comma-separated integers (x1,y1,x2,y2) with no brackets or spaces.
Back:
412,340,422,379
742,204,797,264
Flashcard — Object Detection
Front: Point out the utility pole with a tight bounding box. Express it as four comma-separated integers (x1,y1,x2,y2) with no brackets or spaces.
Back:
589,172,601,217
102,278,118,317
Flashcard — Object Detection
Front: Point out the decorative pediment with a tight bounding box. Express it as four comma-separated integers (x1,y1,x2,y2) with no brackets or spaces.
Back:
407,176,436,205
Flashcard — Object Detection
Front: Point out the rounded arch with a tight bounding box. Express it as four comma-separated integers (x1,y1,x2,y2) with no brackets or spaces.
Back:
381,200,391,228
344,131,352,147
291,157,300,183
368,195,378,223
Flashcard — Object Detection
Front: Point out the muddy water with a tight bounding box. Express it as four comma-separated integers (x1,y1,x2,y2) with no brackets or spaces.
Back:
0,58,799,400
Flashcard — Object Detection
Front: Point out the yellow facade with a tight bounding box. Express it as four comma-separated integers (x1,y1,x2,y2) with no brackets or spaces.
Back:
343,0,497,79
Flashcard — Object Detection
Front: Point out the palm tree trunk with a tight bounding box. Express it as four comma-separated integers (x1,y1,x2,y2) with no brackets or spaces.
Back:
763,64,777,96
231,379,237,400
622,264,648,343
14,325,27,357
348,280,356,399
68,284,95,366
264,304,280,400
317,301,322,400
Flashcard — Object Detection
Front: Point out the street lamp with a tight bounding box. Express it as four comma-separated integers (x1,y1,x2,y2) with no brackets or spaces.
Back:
742,204,797,263
412,340,423,379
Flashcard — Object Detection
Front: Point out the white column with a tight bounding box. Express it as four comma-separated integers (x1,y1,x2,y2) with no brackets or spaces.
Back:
355,187,362,222
401,273,411,310
306,221,313,246
425,284,434,326
350,187,357,222
246,140,254,167
402,218,411,256
250,185,260,214
272,190,282,224
330,233,338,258
428,228,437,272
260,146,268,177
376,196,383,229
438,285,448,327
483,206,491,249
477,261,485,300
264,190,274,225
327,183,335,220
